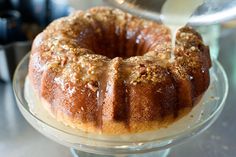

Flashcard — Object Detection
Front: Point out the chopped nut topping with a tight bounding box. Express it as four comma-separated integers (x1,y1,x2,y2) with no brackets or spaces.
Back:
139,68,146,75
139,66,146,75
87,81,99,92
190,46,196,51
33,7,207,91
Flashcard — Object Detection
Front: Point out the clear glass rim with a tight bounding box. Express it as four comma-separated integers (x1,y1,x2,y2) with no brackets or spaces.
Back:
105,0,236,25
13,53,229,145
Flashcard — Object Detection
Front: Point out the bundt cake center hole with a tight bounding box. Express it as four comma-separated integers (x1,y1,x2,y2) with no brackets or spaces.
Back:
90,33,149,59
77,24,153,59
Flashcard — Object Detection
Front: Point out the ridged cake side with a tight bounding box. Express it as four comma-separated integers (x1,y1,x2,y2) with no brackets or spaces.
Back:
28,7,211,134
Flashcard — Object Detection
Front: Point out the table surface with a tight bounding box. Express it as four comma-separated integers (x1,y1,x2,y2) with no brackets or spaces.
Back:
1,2,236,157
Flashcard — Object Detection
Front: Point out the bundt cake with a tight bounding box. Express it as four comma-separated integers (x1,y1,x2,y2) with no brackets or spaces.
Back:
28,7,211,134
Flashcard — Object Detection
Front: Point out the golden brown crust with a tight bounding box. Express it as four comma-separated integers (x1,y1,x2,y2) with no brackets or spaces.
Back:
41,96,193,134
28,7,211,134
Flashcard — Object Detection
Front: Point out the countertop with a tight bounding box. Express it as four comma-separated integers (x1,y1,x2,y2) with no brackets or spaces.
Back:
1,4,236,157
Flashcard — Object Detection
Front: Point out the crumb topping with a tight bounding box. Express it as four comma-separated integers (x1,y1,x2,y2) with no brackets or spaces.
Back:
33,7,207,89
130,63,168,85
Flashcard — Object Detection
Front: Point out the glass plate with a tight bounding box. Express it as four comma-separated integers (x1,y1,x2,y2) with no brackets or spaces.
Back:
13,54,228,156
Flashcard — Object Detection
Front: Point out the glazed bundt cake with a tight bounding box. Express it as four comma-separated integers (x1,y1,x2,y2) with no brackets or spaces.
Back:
28,7,211,134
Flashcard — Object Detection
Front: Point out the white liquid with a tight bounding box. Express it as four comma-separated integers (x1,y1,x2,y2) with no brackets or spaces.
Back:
161,0,204,62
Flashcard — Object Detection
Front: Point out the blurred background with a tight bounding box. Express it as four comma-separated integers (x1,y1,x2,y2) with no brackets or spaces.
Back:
0,0,236,156
0,0,105,81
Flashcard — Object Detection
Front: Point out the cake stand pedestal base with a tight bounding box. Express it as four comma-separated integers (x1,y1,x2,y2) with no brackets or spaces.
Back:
70,148,170,157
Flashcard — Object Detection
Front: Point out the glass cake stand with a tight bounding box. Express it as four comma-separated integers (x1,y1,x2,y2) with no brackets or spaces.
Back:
13,54,228,157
